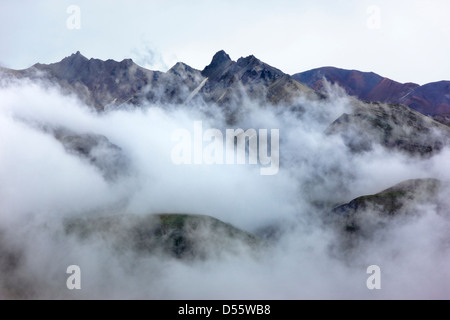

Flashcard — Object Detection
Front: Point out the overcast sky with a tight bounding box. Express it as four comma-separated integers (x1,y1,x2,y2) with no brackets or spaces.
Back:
0,0,449,85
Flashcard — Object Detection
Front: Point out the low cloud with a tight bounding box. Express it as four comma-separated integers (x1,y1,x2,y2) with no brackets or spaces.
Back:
130,41,169,72
0,77,449,299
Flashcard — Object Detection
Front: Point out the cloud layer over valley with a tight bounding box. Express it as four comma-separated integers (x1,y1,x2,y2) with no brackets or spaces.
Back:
0,65,449,299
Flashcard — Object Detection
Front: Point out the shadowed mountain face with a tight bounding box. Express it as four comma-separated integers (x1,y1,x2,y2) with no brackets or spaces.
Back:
293,67,450,116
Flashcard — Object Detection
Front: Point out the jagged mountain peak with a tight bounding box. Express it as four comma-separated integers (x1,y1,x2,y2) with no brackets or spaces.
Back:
201,50,233,78
50,52,136,71
196,50,317,107
31,51,88,69
72,50,85,58
236,54,260,65
211,50,232,64
168,61,198,75
5,50,317,110
202,50,285,83
59,51,89,65
236,54,286,81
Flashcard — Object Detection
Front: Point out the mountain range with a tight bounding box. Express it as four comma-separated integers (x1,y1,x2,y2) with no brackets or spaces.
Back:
2,50,450,159
1,50,449,298
1,50,318,113
2,50,449,120
293,67,450,117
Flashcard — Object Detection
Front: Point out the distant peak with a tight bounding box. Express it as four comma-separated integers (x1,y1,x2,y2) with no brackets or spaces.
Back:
119,58,134,67
63,51,88,63
72,51,85,58
169,62,192,73
170,61,188,69
202,50,233,77
211,50,232,65
245,54,257,61
237,54,261,66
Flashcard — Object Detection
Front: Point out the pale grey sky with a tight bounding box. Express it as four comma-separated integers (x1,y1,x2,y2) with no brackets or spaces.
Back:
0,0,449,84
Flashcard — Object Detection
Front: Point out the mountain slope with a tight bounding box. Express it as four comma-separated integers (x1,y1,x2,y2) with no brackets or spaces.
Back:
200,50,316,105
5,51,204,111
326,100,450,156
23,51,160,110
331,178,442,234
3,53,449,116
65,213,261,260
403,81,450,115
293,67,450,116
2,50,319,112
